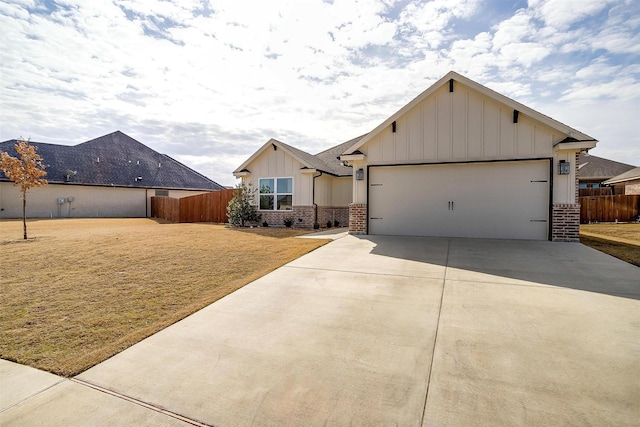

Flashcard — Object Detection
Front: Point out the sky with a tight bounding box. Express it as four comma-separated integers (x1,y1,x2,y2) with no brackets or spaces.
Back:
1,0,639,186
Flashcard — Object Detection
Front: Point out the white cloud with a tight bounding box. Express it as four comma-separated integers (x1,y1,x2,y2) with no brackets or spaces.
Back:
1,0,639,185
528,0,615,30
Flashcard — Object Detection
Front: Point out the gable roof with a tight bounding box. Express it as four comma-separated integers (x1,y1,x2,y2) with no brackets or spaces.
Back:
0,131,224,191
578,153,636,181
234,135,366,177
342,71,597,155
602,166,640,185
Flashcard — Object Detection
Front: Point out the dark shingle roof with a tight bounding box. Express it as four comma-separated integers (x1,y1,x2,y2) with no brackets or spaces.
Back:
315,134,367,176
578,153,636,181
0,131,224,190
273,134,367,177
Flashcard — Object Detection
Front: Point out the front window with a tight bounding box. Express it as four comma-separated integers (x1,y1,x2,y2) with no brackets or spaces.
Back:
259,177,293,210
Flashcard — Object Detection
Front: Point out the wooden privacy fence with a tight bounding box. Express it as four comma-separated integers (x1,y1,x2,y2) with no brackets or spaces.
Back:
578,187,625,197
579,195,640,223
151,189,235,223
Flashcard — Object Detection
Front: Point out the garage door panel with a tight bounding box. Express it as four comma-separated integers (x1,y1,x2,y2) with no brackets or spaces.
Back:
369,161,549,240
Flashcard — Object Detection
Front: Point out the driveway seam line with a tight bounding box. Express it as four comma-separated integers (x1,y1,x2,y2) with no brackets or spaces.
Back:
0,378,67,414
420,238,450,426
70,378,214,427
283,265,445,280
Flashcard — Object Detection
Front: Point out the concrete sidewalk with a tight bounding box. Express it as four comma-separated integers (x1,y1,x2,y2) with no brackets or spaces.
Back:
2,236,639,426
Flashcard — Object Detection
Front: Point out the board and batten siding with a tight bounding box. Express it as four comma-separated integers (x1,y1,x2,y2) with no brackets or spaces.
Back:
314,175,351,207
353,83,579,205
243,145,313,206
363,84,560,164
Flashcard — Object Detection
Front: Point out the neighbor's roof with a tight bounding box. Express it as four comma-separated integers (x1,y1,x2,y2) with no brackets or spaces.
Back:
578,153,636,181
0,131,224,191
342,70,597,155
234,134,367,177
603,166,640,185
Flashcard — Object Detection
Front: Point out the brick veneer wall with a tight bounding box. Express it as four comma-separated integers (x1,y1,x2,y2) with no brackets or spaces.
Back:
258,205,315,228
624,179,640,195
318,207,349,227
552,204,580,242
349,203,367,234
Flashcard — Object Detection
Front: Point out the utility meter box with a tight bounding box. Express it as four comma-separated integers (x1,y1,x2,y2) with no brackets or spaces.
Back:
67,196,74,202
57,198,65,204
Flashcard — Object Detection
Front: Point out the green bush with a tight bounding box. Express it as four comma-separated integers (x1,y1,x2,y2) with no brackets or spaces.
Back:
227,182,261,227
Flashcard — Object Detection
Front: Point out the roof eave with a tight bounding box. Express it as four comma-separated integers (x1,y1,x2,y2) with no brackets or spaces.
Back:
340,153,366,161
554,140,598,151
234,138,315,174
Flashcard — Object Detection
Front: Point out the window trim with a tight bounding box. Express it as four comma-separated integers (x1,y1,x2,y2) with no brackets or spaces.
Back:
258,176,293,211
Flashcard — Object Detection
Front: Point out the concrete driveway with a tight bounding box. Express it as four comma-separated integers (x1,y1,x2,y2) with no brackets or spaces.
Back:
2,235,639,426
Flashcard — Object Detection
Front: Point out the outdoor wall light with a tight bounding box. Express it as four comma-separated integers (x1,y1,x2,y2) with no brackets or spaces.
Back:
356,168,364,180
558,160,570,175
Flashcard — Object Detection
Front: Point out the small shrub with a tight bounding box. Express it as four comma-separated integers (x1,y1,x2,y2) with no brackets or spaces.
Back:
334,220,340,227
313,222,320,230
227,182,261,227
262,221,269,227
326,221,332,228
284,217,294,228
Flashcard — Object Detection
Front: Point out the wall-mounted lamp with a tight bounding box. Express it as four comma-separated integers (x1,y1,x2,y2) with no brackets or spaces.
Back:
558,160,570,175
356,168,364,180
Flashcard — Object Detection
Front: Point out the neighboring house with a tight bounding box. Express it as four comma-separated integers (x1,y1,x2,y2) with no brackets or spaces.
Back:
233,136,364,227
0,131,224,219
603,167,640,195
577,152,635,189
340,71,597,242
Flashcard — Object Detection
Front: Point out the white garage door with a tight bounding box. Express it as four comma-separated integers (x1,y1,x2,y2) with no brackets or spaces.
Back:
369,160,550,240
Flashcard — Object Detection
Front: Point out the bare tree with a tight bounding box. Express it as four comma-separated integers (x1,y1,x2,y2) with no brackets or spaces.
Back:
1,139,48,239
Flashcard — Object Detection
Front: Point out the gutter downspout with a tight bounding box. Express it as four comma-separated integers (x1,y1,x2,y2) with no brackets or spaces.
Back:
145,188,148,217
312,171,323,226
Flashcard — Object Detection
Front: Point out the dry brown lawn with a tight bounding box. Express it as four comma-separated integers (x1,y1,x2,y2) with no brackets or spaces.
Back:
580,223,640,267
0,219,328,376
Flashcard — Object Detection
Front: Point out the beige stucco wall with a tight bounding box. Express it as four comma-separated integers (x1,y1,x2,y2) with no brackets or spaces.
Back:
0,182,210,219
352,83,580,205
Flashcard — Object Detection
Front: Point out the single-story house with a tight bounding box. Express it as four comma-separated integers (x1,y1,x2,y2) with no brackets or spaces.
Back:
0,131,224,218
603,167,640,195
236,71,597,242
577,152,635,189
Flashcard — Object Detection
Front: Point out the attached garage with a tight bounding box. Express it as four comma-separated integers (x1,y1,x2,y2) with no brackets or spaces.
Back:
341,71,598,242
368,160,551,240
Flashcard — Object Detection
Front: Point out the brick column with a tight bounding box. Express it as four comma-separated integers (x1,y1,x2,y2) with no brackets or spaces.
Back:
552,204,580,242
349,203,367,234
